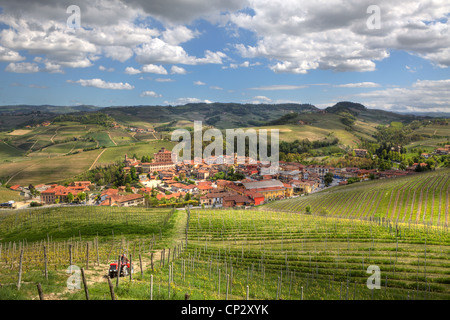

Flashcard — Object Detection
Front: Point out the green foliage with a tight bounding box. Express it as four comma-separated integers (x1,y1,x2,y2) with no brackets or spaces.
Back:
53,113,115,127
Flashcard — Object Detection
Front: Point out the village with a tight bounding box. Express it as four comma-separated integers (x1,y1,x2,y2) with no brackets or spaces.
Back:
3,142,447,210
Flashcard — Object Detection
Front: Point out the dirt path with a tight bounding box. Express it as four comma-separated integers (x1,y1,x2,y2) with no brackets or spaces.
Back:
108,131,117,146
89,149,106,170
50,127,60,143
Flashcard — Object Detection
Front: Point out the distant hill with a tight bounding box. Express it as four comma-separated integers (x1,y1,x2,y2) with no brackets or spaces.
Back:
99,103,319,129
0,102,444,131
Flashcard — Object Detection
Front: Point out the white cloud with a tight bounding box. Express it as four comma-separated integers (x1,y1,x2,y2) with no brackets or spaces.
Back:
103,46,134,62
125,67,142,75
67,78,134,90
252,95,272,103
353,79,450,112
125,64,168,75
142,64,168,75
5,62,40,73
99,65,115,72
140,91,162,98
230,0,450,73
162,26,200,45
170,65,187,74
0,46,25,62
194,81,206,86
135,39,227,65
334,82,381,88
210,86,223,90
249,84,308,91
155,78,175,82
167,97,213,105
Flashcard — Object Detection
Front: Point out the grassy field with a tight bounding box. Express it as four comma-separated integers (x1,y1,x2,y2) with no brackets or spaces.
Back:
0,187,22,203
263,169,450,227
0,205,448,300
95,141,176,166
0,149,104,185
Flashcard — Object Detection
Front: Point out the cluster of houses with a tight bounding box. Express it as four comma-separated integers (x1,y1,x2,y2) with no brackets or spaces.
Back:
126,127,155,133
4,146,424,209
24,121,51,129
421,145,450,158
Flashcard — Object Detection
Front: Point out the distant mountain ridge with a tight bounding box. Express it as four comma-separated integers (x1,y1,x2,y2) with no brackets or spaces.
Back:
0,102,446,131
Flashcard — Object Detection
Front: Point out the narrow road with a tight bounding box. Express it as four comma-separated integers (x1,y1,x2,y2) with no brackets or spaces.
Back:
89,149,107,171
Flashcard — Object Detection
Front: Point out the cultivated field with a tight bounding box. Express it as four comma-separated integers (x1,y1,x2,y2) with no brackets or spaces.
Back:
0,205,448,300
264,170,450,227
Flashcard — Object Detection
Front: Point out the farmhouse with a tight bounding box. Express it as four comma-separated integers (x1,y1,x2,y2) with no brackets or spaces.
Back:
242,179,286,200
353,149,368,158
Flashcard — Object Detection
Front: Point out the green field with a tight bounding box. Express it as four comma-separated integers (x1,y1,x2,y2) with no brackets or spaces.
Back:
264,170,450,226
96,141,176,166
0,187,22,203
0,149,104,185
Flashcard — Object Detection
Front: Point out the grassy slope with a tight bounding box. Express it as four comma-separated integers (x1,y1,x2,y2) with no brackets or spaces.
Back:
263,169,450,226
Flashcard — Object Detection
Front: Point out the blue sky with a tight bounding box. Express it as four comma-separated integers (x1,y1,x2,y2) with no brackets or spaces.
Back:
0,0,449,113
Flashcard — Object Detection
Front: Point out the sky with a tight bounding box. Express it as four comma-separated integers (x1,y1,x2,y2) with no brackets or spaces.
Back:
0,0,449,113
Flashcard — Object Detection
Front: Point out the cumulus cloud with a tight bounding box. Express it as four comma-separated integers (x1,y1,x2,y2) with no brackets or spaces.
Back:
230,0,450,73
194,81,206,86
162,26,200,45
67,78,134,90
170,65,187,74
5,62,40,73
140,90,162,97
0,46,25,62
125,64,168,75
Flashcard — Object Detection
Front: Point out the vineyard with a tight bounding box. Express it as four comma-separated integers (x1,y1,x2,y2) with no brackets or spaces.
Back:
1,205,448,300
0,206,182,299
264,170,450,227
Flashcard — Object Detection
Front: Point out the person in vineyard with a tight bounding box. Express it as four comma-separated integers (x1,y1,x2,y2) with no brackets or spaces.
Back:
121,253,129,265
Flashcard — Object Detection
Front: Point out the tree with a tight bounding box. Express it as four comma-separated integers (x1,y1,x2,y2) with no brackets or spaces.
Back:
67,193,74,203
324,172,333,187
77,192,86,202
305,205,311,214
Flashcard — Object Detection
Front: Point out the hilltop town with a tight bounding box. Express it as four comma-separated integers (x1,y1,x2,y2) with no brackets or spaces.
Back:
3,143,448,210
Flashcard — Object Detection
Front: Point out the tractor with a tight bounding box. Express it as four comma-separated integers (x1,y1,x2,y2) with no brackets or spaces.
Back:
108,251,133,278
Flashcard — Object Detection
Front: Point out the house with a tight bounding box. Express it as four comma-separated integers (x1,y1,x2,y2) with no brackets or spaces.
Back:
154,147,177,164
353,149,368,158
156,192,186,201
114,194,145,207
9,185,22,191
71,181,91,188
435,148,449,155
196,170,210,180
223,194,252,207
242,180,286,200
199,191,236,207
41,185,87,204
291,180,315,194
